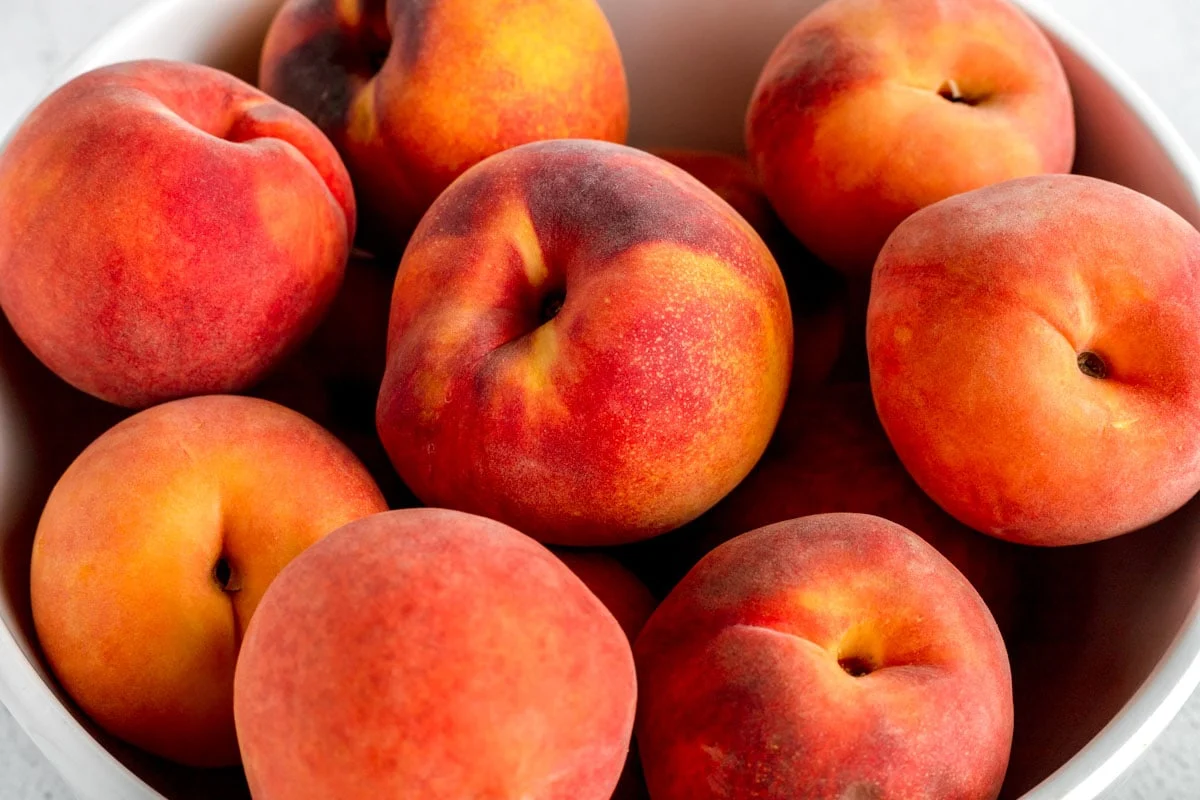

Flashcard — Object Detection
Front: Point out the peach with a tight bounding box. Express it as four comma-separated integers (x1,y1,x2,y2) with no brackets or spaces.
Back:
551,551,655,800
635,514,1013,799
376,140,793,546
746,0,1074,276
685,384,1017,631
234,508,636,799
555,550,657,642
652,148,846,386
869,174,1200,546
0,60,355,408
29,396,386,767
260,0,628,252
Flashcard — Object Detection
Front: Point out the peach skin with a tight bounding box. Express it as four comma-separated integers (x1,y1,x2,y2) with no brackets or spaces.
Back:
553,549,656,800
684,384,1018,633
0,60,355,408
30,396,386,767
634,513,1013,800
652,148,847,386
234,508,637,799
555,550,657,642
746,0,1074,276
376,140,793,546
869,174,1200,546
260,0,628,252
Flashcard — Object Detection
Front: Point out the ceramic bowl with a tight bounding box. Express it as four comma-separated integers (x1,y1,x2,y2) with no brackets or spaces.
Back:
2,0,1199,798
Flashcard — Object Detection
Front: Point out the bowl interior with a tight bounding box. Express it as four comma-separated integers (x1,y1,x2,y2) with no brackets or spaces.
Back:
3,0,1200,798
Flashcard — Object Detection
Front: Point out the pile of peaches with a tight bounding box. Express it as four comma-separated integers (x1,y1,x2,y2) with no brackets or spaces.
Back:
2,0,1199,797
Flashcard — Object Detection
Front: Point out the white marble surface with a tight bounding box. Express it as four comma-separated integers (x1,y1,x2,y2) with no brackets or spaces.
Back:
2,0,1200,798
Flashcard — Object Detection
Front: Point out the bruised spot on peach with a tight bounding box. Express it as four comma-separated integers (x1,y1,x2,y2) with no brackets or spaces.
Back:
270,28,361,131
521,143,766,277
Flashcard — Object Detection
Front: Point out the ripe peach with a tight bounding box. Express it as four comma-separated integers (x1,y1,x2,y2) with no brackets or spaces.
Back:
747,0,1074,276
376,140,793,546
30,396,386,766
869,174,1200,546
234,508,636,799
635,514,1013,800
686,384,1017,631
260,0,628,252
0,60,355,408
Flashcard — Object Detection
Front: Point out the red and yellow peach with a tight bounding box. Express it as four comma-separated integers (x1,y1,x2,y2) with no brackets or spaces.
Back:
0,60,354,408
376,139,793,546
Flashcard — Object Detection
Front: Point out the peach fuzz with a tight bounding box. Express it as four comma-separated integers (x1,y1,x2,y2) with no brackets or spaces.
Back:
30,395,386,767
260,0,628,252
376,140,793,546
685,384,1017,632
869,174,1200,546
234,508,636,799
652,148,847,386
746,0,1074,276
0,60,354,408
634,514,1013,800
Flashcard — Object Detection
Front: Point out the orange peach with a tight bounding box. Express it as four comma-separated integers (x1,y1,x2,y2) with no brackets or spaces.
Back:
376,140,793,546
869,174,1200,546
234,508,636,799
260,0,628,252
555,550,657,642
635,514,1013,799
651,149,847,386
685,384,1017,631
0,60,355,408
30,396,386,767
746,0,1074,276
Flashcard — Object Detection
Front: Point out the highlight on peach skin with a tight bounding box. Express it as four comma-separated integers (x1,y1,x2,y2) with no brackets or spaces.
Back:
234,508,637,800
746,0,1075,276
260,0,629,252
634,513,1013,800
684,383,1018,633
376,139,793,547
30,395,387,767
868,174,1200,546
0,60,355,408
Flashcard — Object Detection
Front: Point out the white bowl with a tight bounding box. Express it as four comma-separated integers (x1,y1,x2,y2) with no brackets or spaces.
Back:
2,0,1200,798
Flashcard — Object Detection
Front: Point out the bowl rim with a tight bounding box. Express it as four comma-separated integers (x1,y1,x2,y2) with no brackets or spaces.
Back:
995,2,1200,797
2,0,1200,798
